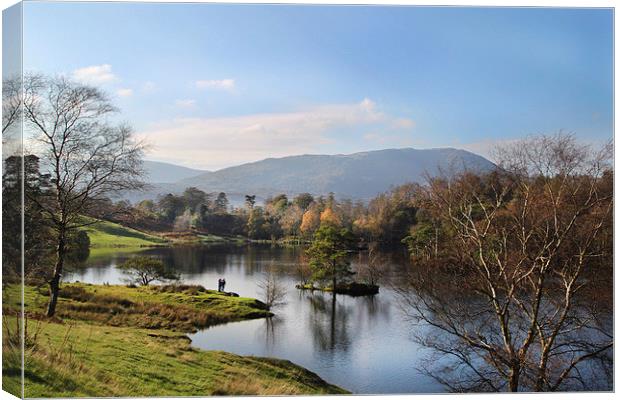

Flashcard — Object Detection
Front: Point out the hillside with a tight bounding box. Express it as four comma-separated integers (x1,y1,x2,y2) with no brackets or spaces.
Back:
179,148,495,199
121,148,495,202
143,160,207,183
80,218,168,247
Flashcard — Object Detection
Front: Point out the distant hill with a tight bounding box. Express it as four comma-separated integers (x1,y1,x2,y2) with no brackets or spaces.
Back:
172,148,496,201
143,160,207,183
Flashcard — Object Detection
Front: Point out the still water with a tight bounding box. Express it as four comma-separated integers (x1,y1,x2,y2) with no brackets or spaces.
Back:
65,244,442,394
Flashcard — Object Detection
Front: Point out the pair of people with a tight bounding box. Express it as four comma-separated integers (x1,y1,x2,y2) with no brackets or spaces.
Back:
217,278,226,292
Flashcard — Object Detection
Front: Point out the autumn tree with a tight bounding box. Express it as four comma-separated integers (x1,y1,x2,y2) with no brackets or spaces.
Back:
400,133,613,392
320,207,342,227
280,204,304,236
300,205,321,237
354,184,419,243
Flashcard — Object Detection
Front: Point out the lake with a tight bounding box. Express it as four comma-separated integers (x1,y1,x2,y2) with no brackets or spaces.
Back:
65,244,443,394
64,244,611,393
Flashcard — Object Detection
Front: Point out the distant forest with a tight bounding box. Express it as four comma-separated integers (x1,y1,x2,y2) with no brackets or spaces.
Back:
90,184,421,245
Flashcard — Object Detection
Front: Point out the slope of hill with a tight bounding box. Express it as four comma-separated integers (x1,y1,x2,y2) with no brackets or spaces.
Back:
178,148,495,200
80,218,168,247
143,160,207,183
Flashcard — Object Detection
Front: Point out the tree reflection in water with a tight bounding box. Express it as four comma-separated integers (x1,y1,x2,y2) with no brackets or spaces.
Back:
258,316,285,351
306,292,351,354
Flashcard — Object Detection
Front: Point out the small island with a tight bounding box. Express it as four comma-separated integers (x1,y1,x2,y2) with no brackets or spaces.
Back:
295,224,380,297
296,282,379,296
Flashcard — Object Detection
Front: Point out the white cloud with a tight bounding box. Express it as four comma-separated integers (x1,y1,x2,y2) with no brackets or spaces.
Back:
137,99,411,170
195,79,235,91
72,64,117,85
175,99,196,108
117,88,133,97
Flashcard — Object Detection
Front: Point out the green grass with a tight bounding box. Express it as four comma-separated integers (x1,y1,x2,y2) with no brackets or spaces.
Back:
3,319,346,397
2,283,347,397
79,218,168,248
9,283,272,333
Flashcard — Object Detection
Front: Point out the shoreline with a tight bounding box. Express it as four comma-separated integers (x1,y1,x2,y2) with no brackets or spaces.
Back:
2,283,348,397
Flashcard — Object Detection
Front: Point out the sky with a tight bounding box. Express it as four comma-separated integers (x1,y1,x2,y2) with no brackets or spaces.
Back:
22,2,613,170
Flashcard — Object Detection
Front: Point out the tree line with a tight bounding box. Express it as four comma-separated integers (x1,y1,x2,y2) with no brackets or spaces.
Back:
86,184,420,244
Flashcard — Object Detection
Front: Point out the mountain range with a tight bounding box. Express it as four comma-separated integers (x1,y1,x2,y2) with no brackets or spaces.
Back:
133,148,495,204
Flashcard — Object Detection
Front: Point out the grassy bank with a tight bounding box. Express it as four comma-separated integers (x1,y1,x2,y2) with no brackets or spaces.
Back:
80,217,249,248
15,283,273,333
2,284,347,397
80,218,168,248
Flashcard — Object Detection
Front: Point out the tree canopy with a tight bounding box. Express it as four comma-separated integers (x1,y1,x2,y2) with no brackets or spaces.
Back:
119,256,179,286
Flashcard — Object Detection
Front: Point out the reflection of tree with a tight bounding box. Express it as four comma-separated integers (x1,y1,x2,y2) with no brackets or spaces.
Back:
257,316,284,350
306,293,351,354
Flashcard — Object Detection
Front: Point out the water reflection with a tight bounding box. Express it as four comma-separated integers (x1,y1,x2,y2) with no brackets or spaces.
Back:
65,244,440,394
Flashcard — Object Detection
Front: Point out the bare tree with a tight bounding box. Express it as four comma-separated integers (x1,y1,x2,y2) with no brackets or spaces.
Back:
258,265,287,309
2,76,21,134
400,133,613,392
295,254,313,285
356,242,385,286
22,74,146,316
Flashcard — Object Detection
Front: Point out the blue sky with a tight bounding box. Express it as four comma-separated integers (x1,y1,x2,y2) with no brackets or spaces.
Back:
23,2,613,170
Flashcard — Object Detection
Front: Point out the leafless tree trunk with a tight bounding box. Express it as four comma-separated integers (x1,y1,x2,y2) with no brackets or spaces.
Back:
357,242,385,285
22,74,146,316
400,133,613,392
258,265,287,309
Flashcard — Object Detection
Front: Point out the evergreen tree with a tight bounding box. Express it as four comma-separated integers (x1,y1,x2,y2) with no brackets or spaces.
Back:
214,192,229,213
306,225,356,289
2,155,54,282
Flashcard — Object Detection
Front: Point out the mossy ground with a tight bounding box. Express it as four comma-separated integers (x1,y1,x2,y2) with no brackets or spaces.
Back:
2,283,347,397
